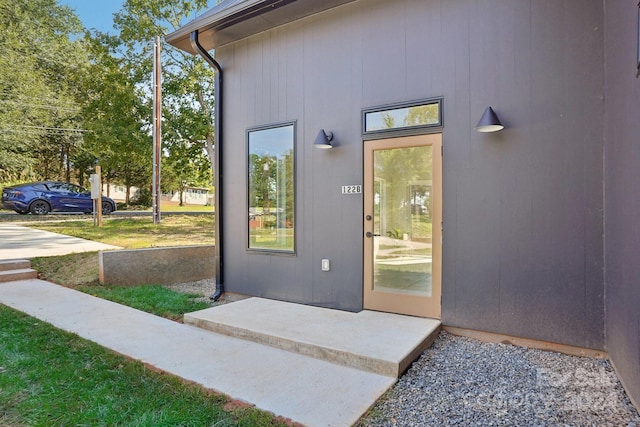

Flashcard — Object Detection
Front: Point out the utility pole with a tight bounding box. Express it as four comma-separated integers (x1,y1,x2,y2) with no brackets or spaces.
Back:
152,36,162,224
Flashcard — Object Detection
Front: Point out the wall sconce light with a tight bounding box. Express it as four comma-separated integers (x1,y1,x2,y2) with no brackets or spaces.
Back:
475,106,504,133
314,129,334,149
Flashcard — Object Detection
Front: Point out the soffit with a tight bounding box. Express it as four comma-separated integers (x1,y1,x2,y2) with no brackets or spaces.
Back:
166,0,358,54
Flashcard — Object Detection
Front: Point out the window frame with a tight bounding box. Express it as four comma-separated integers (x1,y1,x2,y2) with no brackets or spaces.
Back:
246,121,297,254
362,97,443,140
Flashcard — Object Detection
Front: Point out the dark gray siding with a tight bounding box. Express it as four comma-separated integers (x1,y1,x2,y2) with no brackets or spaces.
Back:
217,0,605,348
604,0,640,408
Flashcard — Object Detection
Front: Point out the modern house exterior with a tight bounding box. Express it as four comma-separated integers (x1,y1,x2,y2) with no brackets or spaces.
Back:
167,0,640,409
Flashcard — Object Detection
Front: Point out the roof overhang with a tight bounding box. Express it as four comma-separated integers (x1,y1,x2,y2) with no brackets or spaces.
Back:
166,0,358,54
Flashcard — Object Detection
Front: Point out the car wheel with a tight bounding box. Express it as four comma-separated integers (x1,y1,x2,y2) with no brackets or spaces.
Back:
29,200,51,215
101,201,114,215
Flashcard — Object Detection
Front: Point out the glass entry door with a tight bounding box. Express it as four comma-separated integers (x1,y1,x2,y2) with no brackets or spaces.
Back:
363,134,442,318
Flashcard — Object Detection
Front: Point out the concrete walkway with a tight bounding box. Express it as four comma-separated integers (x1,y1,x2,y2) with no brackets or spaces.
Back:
0,223,119,259
0,279,443,426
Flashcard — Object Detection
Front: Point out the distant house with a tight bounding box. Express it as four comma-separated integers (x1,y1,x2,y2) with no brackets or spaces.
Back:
168,0,640,409
163,186,212,206
102,183,132,203
103,183,213,206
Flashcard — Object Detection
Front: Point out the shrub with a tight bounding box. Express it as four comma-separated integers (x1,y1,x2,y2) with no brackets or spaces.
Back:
131,187,152,208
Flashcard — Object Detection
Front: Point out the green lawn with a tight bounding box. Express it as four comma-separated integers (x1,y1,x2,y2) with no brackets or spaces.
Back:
157,204,214,212
27,215,214,249
76,284,212,321
31,251,213,320
0,305,288,427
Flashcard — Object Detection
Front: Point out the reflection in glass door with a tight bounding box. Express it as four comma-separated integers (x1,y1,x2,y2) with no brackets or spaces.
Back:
364,134,441,318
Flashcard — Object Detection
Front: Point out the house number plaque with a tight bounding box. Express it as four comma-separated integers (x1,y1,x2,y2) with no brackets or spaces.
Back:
341,185,362,194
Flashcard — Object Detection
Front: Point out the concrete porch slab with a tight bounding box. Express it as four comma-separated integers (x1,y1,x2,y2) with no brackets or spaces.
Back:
185,297,441,377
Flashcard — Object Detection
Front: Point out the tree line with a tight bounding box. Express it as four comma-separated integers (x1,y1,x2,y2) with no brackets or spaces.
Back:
0,0,216,205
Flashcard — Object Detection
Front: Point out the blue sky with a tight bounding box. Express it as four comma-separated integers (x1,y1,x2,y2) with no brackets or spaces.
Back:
60,0,126,33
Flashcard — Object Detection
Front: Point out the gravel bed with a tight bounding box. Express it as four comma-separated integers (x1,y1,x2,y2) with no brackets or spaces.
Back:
361,332,640,426
163,279,218,304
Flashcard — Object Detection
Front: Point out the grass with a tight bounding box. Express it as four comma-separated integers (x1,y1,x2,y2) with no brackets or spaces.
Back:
30,253,212,321
77,285,212,321
157,204,214,212
0,305,289,427
0,204,213,214
27,215,215,249
31,252,100,287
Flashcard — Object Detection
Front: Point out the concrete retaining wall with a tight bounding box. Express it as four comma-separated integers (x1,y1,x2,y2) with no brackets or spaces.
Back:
99,245,214,286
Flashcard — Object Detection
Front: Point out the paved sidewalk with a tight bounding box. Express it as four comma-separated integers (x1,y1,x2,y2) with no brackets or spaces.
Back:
0,223,119,259
0,279,395,426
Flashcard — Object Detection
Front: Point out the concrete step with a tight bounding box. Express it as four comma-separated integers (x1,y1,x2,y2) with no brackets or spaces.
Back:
0,259,31,272
0,268,38,283
185,297,441,377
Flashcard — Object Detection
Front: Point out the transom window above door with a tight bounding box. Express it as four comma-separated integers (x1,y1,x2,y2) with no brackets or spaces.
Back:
363,98,443,139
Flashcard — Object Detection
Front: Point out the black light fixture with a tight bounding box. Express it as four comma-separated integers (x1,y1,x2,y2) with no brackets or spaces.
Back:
475,106,504,133
314,129,334,149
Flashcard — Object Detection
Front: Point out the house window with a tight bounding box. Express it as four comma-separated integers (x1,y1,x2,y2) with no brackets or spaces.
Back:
248,122,295,253
363,98,443,138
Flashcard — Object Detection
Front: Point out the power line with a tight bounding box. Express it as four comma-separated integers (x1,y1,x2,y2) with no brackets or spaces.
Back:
0,99,79,113
0,124,91,134
0,92,81,110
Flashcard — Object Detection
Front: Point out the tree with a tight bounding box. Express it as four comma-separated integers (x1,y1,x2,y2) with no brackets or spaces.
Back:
162,139,212,206
375,145,433,239
112,0,216,181
0,0,87,182
80,32,152,203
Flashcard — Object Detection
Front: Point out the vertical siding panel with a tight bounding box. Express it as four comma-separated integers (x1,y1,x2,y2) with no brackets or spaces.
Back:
304,12,335,305
275,27,285,120
335,4,365,308
220,40,249,292
286,19,311,302
516,0,569,333
563,1,605,345
360,0,407,106
495,0,533,333
437,0,466,321
604,0,640,404
300,5,364,307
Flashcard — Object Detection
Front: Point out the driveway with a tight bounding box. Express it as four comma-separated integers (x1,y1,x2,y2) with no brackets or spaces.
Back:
0,223,120,260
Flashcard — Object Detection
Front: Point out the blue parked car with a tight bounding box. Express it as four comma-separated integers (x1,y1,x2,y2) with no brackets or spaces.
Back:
1,181,116,215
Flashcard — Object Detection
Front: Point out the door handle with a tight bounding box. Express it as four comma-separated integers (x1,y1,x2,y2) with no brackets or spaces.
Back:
365,232,373,238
